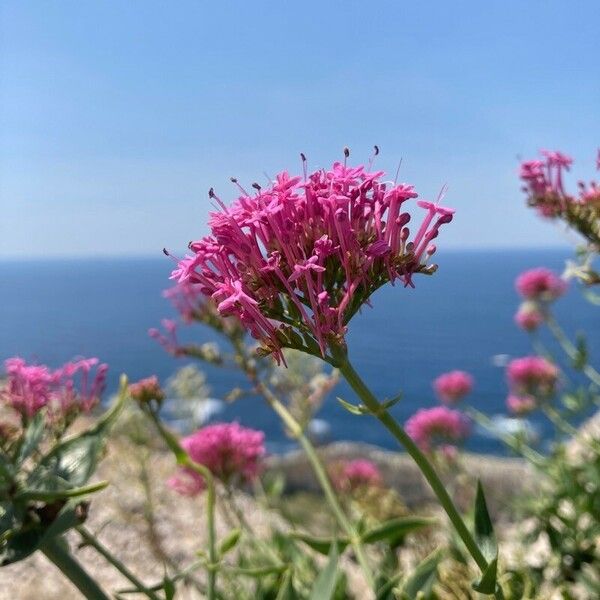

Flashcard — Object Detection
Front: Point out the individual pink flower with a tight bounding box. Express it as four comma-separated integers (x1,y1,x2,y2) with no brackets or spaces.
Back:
166,154,454,363
330,459,383,493
514,303,545,331
515,268,567,302
1,357,107,419
506,394,537,416
506,356,559,397
405,406,470,454
149,319,183,356
168,422,265,495
129,375,164,405
433,370,473,404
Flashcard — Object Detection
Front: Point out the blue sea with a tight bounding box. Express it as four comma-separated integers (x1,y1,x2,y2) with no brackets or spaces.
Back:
1,249,598,455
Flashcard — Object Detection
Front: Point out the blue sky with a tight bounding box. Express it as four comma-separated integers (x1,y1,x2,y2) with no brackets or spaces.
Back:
1,1,598,258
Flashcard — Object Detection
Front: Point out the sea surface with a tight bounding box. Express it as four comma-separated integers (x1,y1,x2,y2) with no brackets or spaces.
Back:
2,249,599,455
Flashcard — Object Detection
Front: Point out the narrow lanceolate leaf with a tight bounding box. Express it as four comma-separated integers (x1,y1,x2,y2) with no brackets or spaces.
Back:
290,531,349,555
218,528,241,557
398,548,443,599
472,480,499,595
308,542,340,600
336,397,363,415
361,516,436,546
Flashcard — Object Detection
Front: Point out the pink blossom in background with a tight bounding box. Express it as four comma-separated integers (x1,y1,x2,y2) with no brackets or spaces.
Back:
1,357,107,418
129,375,164,404
405,406,470,454
166,156,454,363
168,422,265,495
148,318,182,356
330,458,383,493
433,370,473,404
515,268,567,302
506,394,537,416
514,304,545,331
506,356,559,397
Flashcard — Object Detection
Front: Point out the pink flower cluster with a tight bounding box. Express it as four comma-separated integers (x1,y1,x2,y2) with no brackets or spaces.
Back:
405,406,470,454
2,357,107,419
506,394,537,416
330,459,383,493
168,422,265,495
520,149,600,215
506,355,558,400
129,376,164,405
515,268,566,302
514,304,545,332
168,157,453,362
433,370,473,404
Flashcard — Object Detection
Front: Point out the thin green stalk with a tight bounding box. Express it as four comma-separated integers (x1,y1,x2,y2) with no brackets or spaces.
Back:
76,526,161,600
41,536,110,600
546,315,600,387
542,405,600,453
146,410,218,600
254,381,375,590
467,408,546,466
337,357,502,598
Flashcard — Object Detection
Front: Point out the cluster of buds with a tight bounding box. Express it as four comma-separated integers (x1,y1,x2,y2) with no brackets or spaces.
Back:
405,406,470,456
505,356,559,416
329,458,383,494
168,422,265,495
129,375,165,406
1,357,107,422
520,149,600,248
167,152,453,363
513,268,567,332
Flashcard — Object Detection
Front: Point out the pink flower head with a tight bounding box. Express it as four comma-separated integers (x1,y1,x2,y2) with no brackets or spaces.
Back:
515,268,567,302
167,155,454,363
330,459,383,493
149,319,183,356
506,356,559,397
2,357,107,418
514,303,545,331
405,406,470,454
129,375,164,405
433,370,473,404
506,394,537,416
168,422,265,495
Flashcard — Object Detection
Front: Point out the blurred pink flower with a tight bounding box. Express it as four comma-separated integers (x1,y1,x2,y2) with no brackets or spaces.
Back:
433,370,473,404
506,394,537,416
514,304,545,331
405,406,470,454
515,268,566,302
129,375,164,405
330,458,383,493
168,422,265,495
167,156,454,363
2,357,107,418
506,356,558,397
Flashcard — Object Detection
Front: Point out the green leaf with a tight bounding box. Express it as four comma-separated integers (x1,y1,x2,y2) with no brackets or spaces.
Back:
472,558,498,595
218,528,241,557
275,569,297,600
336,397,363,415
381,393,402,411
375,572,404,600
361,516,436,546
290,531,349,555
308,542,339,600
572,333,588,370
397,548,443,599
15,480,108,502
15,412,45,464
473,480,497,564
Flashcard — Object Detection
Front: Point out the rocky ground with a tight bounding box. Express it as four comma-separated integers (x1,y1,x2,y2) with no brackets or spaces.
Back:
2,412,598,600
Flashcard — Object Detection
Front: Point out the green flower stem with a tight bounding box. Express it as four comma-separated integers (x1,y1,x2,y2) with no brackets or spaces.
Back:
253,379,375,589
41,536,111,600
542,405,600,453
76,526,161,600
337,357,499,594
546,315,600,387
146,409,218,600
467,408,545,466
